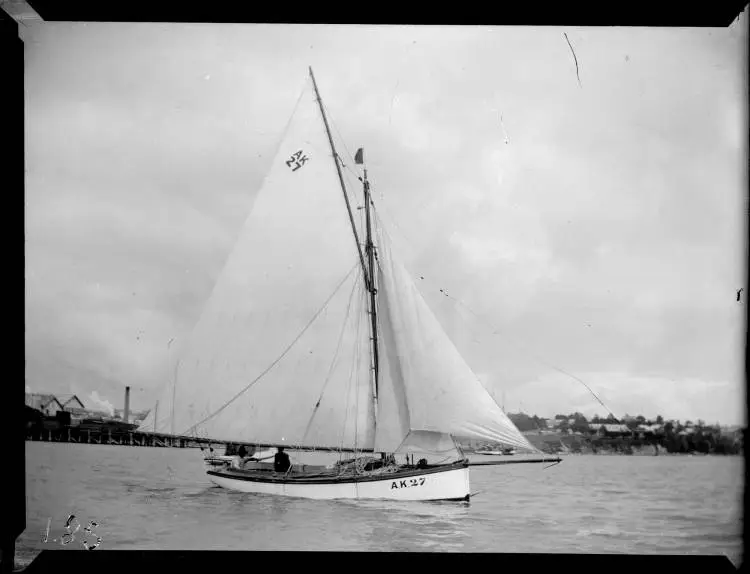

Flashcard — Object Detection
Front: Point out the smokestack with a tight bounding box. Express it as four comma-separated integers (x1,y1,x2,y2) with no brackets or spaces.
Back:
124,386,130,424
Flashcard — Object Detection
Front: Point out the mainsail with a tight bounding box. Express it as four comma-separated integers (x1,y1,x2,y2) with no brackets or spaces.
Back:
139,75,374,450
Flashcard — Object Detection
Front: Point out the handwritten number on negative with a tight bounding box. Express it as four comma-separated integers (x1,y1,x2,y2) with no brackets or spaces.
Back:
82,520,102,550
286,150,309,172
59,514,80,546
44,515,102,549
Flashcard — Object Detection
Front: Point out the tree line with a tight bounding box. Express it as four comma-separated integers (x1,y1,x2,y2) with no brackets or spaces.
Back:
506,411,744,455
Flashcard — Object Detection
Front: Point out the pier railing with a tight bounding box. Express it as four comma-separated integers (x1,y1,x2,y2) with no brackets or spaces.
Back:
25,426,224,449
24,427,372,452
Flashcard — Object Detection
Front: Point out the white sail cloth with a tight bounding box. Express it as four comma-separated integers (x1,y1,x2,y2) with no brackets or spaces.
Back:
138,76,375,449
374,233,537,453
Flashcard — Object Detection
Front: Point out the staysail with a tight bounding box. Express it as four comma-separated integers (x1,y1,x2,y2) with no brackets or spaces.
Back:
373,230,537,453
138,75,375,450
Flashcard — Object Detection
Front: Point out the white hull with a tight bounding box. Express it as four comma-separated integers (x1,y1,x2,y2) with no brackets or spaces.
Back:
207,464,471,501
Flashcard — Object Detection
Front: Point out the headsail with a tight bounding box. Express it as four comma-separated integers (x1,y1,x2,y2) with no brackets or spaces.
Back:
373,230,537,453
138,74,374,450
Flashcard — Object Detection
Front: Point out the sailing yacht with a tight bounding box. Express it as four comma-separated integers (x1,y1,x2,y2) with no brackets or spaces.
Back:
137,68,552,501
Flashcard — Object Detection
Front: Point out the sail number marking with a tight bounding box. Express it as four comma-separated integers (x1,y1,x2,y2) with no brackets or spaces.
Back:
391,477,426,490
286,150,309,172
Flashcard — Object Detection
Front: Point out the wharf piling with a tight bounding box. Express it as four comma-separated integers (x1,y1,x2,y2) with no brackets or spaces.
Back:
25,427,224,449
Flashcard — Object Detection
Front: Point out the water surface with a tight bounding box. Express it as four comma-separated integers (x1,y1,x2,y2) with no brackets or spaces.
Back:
16,443,743,565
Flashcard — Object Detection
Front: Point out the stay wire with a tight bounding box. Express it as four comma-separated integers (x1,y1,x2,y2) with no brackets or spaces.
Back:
353,281,364,458
182,263,360,436
338,283,363,455
301,266,363,444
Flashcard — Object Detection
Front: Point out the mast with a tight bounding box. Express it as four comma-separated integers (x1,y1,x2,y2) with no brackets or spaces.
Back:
360,156,380,401
308,67,371,291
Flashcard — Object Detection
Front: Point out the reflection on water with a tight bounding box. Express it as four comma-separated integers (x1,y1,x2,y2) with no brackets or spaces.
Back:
15,443,743,566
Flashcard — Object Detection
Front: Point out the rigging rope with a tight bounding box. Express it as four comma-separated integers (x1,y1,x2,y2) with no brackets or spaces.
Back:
338,334,355,455
338,280,365,455
311,106,595,456
322,100,367,233
352,280,366,456
321,109,384,460
323,99,360,171
301,266,363,444
182,262,360,436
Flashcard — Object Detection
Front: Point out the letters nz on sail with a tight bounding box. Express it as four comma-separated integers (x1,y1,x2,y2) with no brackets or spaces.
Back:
137,67,546,501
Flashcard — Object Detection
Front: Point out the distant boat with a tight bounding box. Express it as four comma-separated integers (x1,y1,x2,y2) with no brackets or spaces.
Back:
138,67,554,501
475,447,517,456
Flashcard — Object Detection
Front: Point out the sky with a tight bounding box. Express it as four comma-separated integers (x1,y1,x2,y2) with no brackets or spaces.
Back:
23,20,748,426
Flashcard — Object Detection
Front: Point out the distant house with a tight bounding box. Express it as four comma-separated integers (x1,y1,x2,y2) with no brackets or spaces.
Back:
604,424,630,434
589,423,631,435
25,393,87,416
25,393,65,416
57,395,86,411
547,419,561,428
65,400,113,425
636,424,663,435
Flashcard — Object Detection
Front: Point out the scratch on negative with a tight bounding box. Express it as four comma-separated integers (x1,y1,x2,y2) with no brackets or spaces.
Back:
563,33,582,87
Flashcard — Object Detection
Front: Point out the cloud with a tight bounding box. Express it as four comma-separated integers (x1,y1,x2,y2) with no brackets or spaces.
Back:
23,22,746,426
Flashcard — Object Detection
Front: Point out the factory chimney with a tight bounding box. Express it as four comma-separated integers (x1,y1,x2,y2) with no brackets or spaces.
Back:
124,386,130,424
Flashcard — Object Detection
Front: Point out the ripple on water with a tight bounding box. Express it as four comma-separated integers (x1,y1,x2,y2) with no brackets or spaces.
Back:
18,445,744,558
